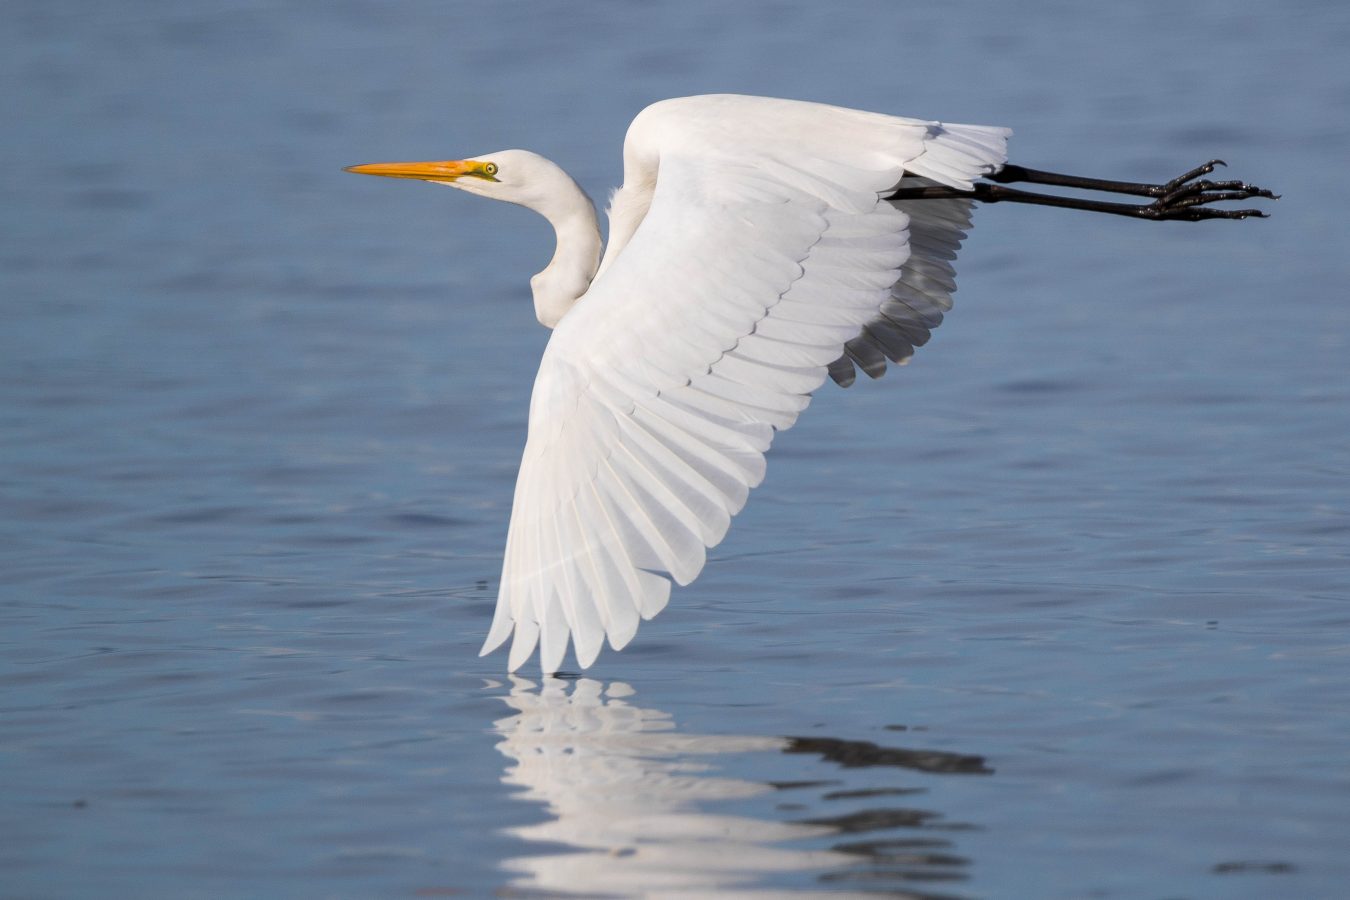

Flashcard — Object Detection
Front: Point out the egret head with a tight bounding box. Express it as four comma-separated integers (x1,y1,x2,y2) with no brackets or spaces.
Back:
345,147,600,327
345,149,575,212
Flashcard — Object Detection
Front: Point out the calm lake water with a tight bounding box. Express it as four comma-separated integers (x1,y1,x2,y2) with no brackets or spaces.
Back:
4,2,1349,897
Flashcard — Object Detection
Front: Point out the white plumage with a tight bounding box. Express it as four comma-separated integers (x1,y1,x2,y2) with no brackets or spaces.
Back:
351,94,1011,672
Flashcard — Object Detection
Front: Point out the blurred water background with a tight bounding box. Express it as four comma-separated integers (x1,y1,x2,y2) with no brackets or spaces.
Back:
3,1,1349,897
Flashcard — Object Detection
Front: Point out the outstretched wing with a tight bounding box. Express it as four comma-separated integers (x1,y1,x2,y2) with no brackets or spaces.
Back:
483,96,1009,672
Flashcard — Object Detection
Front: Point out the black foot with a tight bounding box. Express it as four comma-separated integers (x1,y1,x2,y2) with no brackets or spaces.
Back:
897,160,1276,222
1144,160,1279,221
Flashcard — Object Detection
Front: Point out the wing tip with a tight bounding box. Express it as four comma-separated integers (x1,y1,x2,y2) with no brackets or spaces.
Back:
480,614,514,658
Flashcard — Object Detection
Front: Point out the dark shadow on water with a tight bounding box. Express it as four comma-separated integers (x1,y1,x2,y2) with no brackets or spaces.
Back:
488,676,989,898
785,736,993,775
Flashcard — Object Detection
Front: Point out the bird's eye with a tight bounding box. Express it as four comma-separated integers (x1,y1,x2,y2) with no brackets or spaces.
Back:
483,162,499,177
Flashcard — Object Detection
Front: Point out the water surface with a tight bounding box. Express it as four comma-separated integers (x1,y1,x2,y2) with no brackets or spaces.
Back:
3,1,1349,897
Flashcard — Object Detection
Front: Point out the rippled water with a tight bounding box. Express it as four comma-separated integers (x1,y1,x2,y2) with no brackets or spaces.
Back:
4,1,1349,897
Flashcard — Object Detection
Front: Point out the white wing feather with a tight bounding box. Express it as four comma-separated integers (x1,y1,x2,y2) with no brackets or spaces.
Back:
482,96,1009,672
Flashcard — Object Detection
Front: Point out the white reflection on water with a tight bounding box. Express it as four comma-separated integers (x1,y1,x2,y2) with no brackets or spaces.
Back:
490,676,877,898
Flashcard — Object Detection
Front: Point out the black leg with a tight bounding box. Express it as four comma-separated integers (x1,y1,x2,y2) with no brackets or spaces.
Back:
889,160,1277,221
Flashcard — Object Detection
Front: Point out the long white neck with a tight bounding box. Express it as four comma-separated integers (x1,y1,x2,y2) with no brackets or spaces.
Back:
482,154,601,329
445,150,603,328
529,196,602,328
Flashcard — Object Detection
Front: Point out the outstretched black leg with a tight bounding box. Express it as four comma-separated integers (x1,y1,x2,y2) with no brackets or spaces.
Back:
890,160,1277,221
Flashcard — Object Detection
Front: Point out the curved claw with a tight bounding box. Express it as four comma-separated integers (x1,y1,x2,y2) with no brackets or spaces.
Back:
1159,159,1238,196
1160,179,1278,205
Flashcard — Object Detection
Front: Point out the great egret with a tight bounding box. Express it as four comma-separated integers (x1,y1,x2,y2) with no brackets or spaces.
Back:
347,94,1273,673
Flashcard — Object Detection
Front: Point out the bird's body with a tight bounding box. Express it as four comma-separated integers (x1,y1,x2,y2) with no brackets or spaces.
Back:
347,94,1272,673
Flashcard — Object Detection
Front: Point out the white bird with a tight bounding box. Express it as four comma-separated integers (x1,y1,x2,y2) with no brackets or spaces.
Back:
347,94,1272,673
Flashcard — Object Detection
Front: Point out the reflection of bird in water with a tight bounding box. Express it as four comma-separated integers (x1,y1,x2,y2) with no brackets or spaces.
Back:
348,94,1275,672
492,676,837,896
489,676,990,898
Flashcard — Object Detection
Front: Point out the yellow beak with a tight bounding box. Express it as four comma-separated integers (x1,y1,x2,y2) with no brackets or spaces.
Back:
344,159,495,183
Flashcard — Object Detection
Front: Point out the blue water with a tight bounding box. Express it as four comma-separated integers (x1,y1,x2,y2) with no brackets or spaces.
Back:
3,1,1349,897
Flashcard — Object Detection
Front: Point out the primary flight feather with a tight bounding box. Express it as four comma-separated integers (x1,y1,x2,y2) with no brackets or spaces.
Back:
346,94,1272,673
